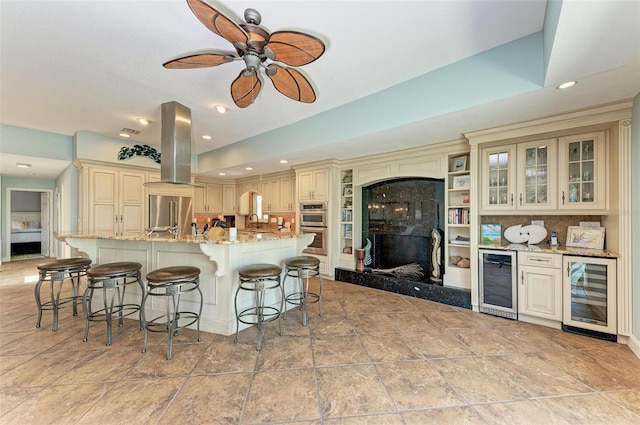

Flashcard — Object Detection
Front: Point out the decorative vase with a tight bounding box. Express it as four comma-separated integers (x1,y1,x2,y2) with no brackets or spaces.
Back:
355,249,365,272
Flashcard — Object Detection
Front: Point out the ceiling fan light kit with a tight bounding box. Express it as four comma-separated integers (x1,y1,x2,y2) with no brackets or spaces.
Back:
164,0,326,108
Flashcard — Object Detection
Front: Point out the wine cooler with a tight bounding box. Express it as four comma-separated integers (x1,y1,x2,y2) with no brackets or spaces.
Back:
479,249,517,319
563,255,617,341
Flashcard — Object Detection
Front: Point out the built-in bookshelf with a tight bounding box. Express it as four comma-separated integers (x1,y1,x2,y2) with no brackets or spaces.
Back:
445,154,471,289
340,169,353,257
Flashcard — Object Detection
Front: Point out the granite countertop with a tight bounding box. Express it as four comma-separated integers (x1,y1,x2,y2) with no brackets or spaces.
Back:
478,243,620,258
56,230,312,245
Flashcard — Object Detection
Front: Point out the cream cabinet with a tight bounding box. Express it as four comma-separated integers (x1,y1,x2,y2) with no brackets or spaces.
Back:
194,182,222,213
518,251,563,325
260,176,295,213
222,184,236,214
557,131,607,211
146,174,193,197
278,176,295,212
480,139,557,212
298,168,329,202
88,168,146,236
444,154,471,289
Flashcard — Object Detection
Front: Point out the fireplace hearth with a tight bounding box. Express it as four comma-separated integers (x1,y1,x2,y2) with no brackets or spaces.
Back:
335,267,471,309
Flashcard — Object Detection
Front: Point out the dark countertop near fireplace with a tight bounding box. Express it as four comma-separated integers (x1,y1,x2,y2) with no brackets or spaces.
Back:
335,268,471,310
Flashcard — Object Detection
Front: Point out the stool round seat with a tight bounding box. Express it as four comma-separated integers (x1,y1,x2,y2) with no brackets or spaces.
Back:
142,266,203,360
238,264,283,279
83,261,144,346
146,266,200,282
282,255,323,327
87,262,141,277
37,257,92,272
235,263,283,351
35,257,92,331
284,256,320,268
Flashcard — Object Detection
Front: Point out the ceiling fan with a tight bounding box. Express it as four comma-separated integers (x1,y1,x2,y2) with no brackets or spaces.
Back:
164,0,326,108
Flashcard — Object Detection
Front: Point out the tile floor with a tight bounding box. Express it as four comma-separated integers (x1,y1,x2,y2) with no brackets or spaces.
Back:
1,258,639,424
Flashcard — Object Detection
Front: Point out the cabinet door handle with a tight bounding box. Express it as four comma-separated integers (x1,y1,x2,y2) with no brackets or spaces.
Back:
519,193,522,206
562,191,565,205
115,215,118,223
521,271,524,285
511,194,514,206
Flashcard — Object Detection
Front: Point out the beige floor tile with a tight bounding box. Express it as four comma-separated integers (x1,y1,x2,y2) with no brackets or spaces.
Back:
57,345,145,384
316,364,395,418
360,333,423,362
0,386,42,420
473,399,570,425
158,373,251,424
348,313,399,334
401,406,485,424
386,311,433,332
375,360,465,410
192,337,259,374
430,356,531,403
75,377,185,424
0,383,112,425
322,413,404,424
242,368,320,424
492,352,593,397
310,314,355,336
540,349,640,391
127,342,209,378
541,393,640,424
312,334,371,367
603,389,640,416
255,335,313,371
452,327,521,355
403,329,475,358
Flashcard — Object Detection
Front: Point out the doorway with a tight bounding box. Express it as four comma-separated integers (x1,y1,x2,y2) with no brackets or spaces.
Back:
5,188,54,262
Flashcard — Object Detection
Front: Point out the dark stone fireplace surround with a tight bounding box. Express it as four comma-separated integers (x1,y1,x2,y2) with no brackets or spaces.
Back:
335,176,471,309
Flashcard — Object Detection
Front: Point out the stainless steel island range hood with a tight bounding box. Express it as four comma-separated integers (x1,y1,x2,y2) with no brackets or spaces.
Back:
144,101,200,187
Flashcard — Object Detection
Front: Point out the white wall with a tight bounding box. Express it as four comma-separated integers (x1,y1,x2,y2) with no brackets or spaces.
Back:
631,93,640,346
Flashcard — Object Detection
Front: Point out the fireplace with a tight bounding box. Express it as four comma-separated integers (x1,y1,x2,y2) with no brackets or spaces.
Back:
336,176,470,308
363,177,444,282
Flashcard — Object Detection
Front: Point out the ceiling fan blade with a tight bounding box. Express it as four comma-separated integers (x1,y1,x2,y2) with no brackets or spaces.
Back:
231,71,262,108
187,0,248,46
267,64,316,103
266,31,325,66
163,53,234,69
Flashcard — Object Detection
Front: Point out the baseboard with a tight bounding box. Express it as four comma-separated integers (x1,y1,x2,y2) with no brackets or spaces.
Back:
627,334,640,359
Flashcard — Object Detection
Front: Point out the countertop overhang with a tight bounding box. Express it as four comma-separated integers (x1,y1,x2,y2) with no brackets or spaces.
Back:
478,243,619,258
55,231,313,245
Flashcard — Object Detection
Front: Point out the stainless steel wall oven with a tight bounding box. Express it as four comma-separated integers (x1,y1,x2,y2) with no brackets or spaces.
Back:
300,202,327,255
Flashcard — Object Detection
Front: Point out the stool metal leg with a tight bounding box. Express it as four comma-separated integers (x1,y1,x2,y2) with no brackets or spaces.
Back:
34,271,45,329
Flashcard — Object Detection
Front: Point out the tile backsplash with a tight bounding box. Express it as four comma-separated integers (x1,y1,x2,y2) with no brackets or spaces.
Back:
480,215,603,247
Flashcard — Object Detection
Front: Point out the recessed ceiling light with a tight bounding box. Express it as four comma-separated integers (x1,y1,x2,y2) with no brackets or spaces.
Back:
136,118,151,125
245,167,253,171
16,162,31,168
279,160,288,164
557,81,577,89
213,105,228,114
218,172,226,176
202,135,212,140
119,133,131,138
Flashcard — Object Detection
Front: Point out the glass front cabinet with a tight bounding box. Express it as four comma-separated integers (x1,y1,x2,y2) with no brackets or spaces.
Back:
557,131,607,210
563,255,616,338
480,139,556,212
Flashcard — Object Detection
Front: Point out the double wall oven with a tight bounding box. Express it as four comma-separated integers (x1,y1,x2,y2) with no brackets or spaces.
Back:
300,202,327,255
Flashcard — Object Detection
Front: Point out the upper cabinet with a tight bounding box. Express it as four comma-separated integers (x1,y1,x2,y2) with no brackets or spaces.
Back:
480,139,557,212
557,131,607,210
260,175,295,213
479,132,606,214
298,168,329,202
222,184,236,214
194,182,222,213
84,166,146,236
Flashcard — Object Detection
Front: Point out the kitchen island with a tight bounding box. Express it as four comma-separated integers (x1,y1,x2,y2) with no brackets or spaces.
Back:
56,231,315,336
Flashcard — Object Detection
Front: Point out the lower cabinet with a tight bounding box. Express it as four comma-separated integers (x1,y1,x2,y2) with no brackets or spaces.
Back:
518,251,563,326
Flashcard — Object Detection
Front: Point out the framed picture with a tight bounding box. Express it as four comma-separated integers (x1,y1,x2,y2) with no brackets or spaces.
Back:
343,187,353,196
566,226,605,249
452,175,470,189
452,155,468,171
481,224,502,245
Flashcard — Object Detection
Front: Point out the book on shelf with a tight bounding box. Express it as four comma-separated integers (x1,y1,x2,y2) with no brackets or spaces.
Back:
448,208,470,225
449,235,470,246
342,209,353,222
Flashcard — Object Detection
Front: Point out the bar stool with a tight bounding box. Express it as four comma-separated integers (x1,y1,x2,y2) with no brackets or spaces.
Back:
282,256,323,326
235,263,283,351
142,266,202,360
35,257,92,331
83,262,143,346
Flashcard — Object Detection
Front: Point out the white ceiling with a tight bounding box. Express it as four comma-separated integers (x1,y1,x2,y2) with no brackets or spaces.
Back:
1,0,639,179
